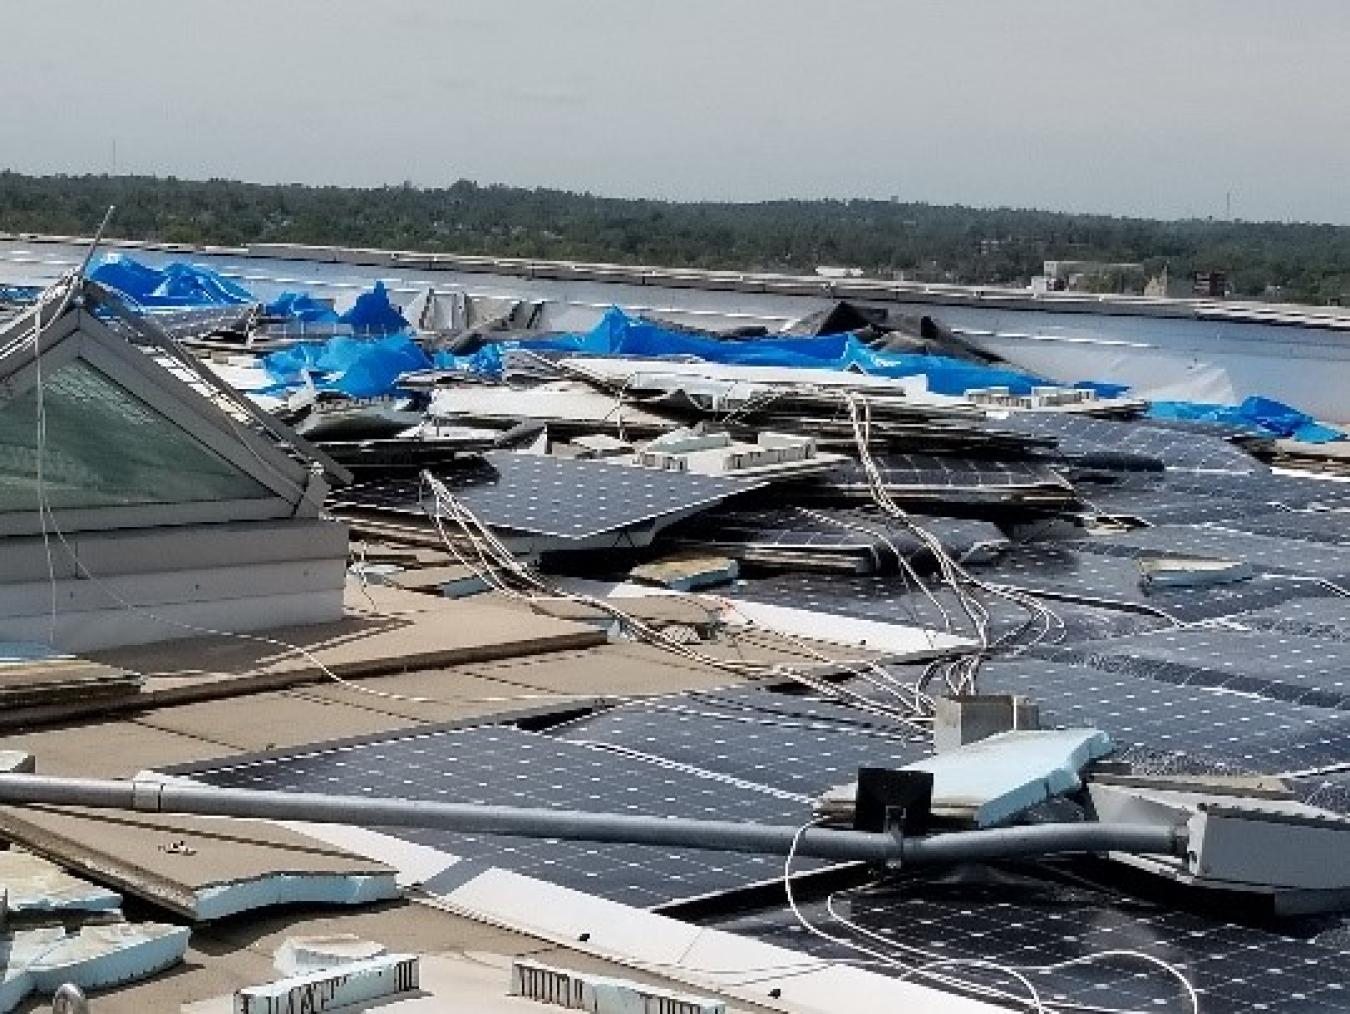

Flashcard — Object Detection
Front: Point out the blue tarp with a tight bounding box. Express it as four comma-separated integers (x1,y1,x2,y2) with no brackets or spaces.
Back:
88,255,254,308
265,291,340,323
433,307,1128,398
261,334,431,399
338,280,409,335
1149,396,1345,444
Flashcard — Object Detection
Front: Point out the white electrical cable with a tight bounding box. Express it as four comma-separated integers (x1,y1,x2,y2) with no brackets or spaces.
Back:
838,391,1066,698
418,469,946,731
825,886,1200,1014
783,820,1056,1013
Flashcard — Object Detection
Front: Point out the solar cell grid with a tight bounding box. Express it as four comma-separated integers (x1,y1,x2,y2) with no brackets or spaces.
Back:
1231,598,1350,642
874,659,1350,773
1066,525,1350,581
181,725,821,908
555,691,932,797
1033,628,1350,711
987,543,1334,622
1293,772,1350,817
828,452,1073,494
1163,471,1350,511
873,452,1073,488
1002,412,1264,474
732,569,1172,643
333,451,758,539
667,507,1009,572
1215,509,1350,547
703,870,1350,1014
1076,487,1252,525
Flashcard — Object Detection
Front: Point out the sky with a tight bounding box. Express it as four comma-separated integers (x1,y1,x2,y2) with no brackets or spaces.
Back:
2,1,1348,224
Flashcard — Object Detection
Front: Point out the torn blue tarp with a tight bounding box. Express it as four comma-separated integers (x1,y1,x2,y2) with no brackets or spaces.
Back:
434,307,1127,398
339,280,410,334
265,291,341,324
262,334,431,399
88,254,254,308
1149,396,1345,444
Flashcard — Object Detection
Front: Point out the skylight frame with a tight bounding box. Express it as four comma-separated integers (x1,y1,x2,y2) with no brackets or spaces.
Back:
0,303,319,536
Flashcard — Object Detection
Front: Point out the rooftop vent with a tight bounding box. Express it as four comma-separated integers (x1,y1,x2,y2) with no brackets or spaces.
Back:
510,959,725,1014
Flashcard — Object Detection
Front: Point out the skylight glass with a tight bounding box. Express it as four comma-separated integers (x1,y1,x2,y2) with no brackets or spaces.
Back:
0,359,271,515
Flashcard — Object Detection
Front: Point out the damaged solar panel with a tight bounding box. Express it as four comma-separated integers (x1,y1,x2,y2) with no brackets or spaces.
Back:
1229,598,1350,642
824,453,1076,509
1065,524,1350,581
732,570,1173,643
664,507,1010,573
1004,411,1269,474
330,450,761,541
984,543,1336,622
1033,628,1350,710
911,657,1350,773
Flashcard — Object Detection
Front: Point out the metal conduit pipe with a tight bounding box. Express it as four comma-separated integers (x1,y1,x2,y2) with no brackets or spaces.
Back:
0,774,1184,865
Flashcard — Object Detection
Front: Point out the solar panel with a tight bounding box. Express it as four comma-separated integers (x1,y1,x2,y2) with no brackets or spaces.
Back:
1215,509,1350,547
1231,598,1350,642
334,451,760,540
902,658,1350,773
703,866,1350,1014
731,570,1172,643
1292,771,1350,817
176,724,821,908
1163,471,1350,511
1033,629,1350,711
554,687,932,798
1133,415,1269,442
151,305,255,341
1065,525,1350,581
1002,412,1265,474
868,453,1074,490
986,543,1334,622
665,508,1010,573
1077,487,1253,526
825,453,1075,507
98,304,256,344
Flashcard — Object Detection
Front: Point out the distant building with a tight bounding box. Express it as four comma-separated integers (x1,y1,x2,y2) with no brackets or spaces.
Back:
1042,260,1146,294
1193,271,1229,298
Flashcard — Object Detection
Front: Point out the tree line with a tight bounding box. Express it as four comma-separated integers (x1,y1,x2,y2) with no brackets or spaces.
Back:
0,172,1345,304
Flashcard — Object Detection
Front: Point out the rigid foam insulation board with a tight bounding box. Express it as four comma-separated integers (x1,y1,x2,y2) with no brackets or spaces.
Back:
0,849,122,916
0,922,190,1012
0,805,399,922
901,728,1115,826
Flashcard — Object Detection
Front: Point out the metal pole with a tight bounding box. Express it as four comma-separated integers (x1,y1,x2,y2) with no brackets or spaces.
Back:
0,774,1183,865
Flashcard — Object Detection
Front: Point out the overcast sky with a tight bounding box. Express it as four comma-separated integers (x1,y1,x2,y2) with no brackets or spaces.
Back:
3,1,1347,223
